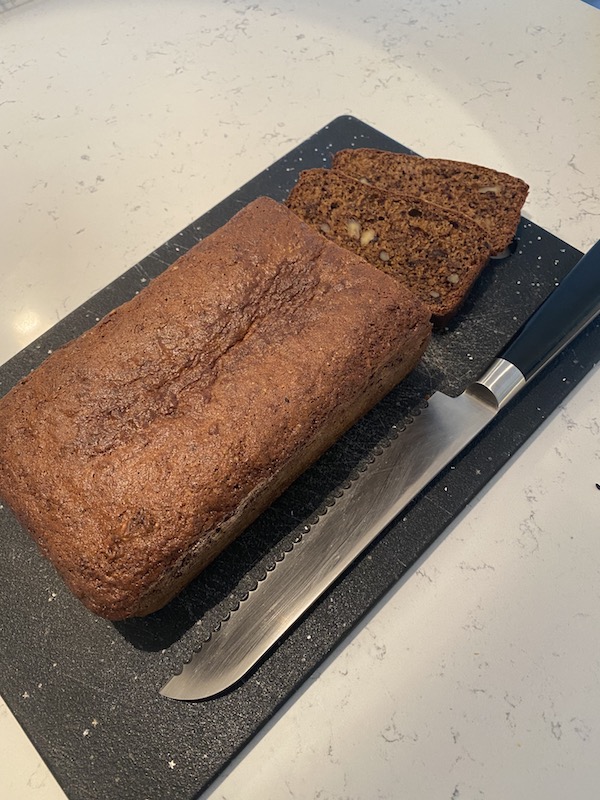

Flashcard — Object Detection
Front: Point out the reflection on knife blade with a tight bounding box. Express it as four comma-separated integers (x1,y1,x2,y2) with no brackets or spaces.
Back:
161,239,600,701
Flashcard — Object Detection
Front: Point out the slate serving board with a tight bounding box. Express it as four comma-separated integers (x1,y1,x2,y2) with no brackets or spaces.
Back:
0,116,597,800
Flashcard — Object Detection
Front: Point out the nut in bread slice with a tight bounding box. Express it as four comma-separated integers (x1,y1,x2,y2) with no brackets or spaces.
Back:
332,148,528,256
286,168,492,327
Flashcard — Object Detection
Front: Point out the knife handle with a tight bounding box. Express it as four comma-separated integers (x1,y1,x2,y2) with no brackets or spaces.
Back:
500,239,600,381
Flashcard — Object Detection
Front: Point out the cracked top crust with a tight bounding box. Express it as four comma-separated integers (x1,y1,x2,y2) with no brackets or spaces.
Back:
0,197,431,618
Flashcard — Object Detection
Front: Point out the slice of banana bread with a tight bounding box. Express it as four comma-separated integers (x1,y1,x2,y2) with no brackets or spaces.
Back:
332,148,528,255
286,168,492,326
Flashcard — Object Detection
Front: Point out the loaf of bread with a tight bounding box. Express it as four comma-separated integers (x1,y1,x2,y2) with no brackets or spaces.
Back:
286,168,492,326
0,197,431,620
332,148,529,255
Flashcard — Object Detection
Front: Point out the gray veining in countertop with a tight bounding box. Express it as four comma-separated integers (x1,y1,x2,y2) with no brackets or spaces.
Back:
1,1,599,798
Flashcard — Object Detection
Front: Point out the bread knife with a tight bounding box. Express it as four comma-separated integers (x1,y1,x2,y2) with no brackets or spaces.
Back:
161,239,600,701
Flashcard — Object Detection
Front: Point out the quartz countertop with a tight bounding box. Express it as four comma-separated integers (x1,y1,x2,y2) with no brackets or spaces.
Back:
1,1,599,798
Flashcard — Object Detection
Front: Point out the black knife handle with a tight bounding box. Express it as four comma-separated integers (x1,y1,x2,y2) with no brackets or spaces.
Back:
501,239,600,381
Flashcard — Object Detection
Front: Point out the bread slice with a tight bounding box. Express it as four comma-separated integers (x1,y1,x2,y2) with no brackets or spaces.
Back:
286,168,492,326
332,148,528,255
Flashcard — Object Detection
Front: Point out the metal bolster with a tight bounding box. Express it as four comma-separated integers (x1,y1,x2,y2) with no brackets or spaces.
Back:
466,358,526,410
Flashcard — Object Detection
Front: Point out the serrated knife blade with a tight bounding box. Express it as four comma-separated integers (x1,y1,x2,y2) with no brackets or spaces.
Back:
161,240,600,701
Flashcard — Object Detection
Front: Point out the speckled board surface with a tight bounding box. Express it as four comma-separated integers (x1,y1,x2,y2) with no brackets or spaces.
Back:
0,116,597,800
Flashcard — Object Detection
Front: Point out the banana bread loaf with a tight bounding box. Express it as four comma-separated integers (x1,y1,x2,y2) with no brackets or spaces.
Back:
0,196,431,620
286,168,492,326
332,148,529,255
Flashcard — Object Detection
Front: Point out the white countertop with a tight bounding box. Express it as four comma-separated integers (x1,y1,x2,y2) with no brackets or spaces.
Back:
1,1,599,798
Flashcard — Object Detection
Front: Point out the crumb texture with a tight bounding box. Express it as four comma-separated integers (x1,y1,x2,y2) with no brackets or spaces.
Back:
286,168,492,326
332,148,529,255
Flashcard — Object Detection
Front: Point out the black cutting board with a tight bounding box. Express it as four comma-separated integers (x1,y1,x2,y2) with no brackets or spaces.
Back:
0,116,597,800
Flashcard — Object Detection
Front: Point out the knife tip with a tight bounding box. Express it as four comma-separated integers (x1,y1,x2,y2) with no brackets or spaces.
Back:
159,666,231,701
159,679,199,701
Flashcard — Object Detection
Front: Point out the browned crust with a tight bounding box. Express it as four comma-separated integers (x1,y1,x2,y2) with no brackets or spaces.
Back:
0,197,431,619
129,335,425,617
